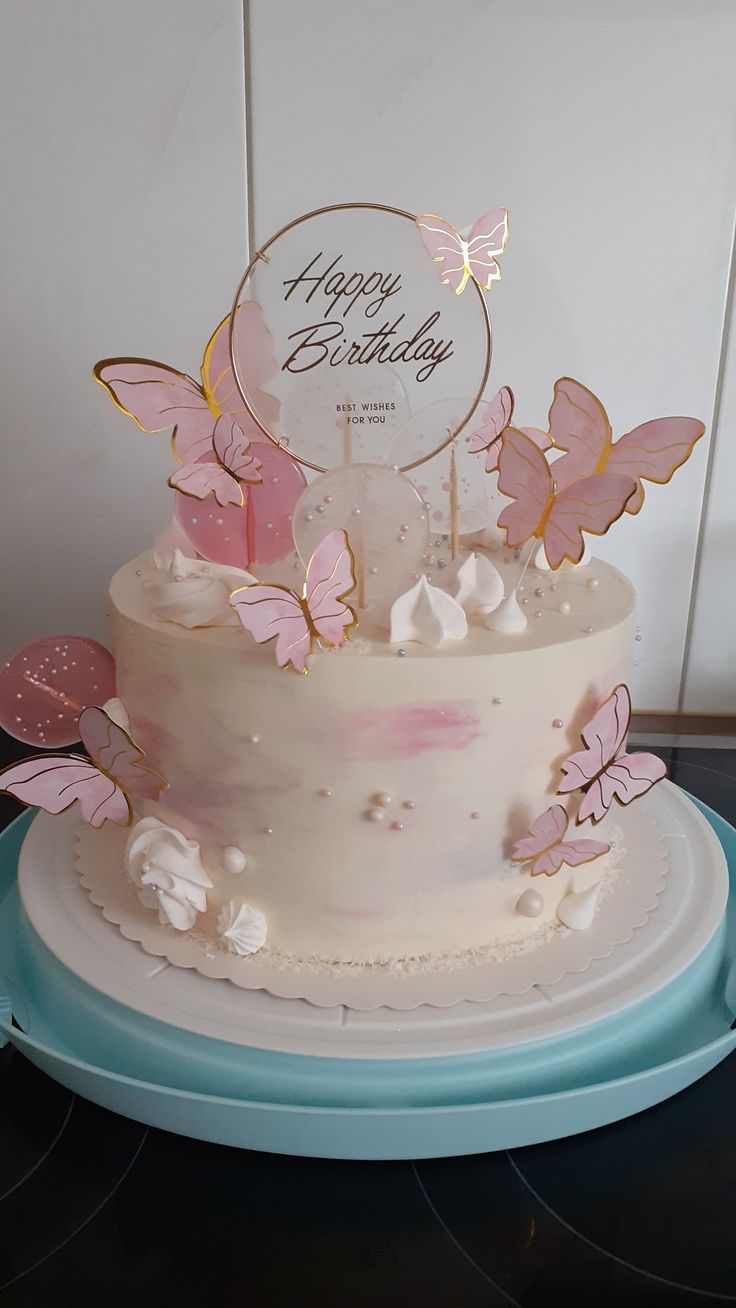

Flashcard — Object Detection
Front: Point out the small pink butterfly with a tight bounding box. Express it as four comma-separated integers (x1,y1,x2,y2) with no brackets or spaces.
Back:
558,684,667,824
496,427,637,568
0,705,166,828
416,209,508,295
230,530,358,674
512,804,609,877
546,377,705,514
168,415,262,507
467,386,552,473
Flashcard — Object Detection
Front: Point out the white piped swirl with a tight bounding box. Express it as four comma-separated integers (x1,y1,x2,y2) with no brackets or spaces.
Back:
126,817,213,931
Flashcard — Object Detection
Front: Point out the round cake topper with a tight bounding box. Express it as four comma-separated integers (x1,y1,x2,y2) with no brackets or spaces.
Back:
229,203,493,473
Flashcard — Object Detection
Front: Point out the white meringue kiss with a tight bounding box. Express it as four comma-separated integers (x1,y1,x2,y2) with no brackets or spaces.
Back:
147,549,255,628
126,816,213,931
484,591,528,635
453,552,504,616
218,900,268,955
390,575,468,648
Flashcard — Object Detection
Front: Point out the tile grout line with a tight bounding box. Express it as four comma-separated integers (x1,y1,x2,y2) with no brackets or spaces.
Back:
677,200,736,714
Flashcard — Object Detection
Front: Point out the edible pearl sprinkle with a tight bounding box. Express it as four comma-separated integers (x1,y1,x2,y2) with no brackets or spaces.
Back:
373,791,392,807
492,696,502,705
403,800,416,810
470,811,480,820
135,569,143,577
587,577,599,589
248,734,260,744
315,504,325,514
397,648,406,657
390,821,404,832
534,588,545,598
264,827,274,835
534,610,542,618
585,626,594,633
351,507,361,517
318,788,332,797
559,601,571,614
222,846,248,874
517,889,544,918
367,807,384,822
552,718,564,728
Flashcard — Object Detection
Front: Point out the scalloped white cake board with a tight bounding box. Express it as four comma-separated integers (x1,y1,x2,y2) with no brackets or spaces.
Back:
17,781,728,1041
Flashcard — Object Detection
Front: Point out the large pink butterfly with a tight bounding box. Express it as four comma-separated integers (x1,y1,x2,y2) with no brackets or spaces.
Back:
416,209,508,295
94,303,278,475
512,804,609,877
496,427,637,568
0,706,166,827
230,530,358,674
558,684,666,824
467,386,552,473
168,415,262,507
546,377,705,514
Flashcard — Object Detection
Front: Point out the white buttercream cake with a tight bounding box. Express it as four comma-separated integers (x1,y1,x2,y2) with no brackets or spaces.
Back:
108,546,634,964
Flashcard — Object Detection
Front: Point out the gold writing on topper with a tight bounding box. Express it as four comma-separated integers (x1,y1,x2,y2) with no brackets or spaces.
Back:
281,252,455,383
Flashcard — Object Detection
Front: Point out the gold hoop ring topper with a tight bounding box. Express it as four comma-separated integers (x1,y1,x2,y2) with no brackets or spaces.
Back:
228,201,494,474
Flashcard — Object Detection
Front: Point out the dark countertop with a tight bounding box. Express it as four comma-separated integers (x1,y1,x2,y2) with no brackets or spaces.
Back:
0,736,734,1307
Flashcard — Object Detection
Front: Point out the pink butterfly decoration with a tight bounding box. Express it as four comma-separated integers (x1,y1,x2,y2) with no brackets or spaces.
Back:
0,635,116,747
0,705,166,828
168,415,262,507
94,302,278,482
416,209,508,295
230,530,358,673
496,427,637,568
512,804,609,877
558,684,666,824
467,386,552,473
546,377,705,514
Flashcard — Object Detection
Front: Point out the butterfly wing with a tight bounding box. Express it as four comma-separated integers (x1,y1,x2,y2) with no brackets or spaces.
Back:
546,377,612,492
168,460,244,507
540,838,611,875
558,684,632,798
542,472,636,568
606,417,705,514
0,754,131,827
212,416,263,484
496,427,554,547
94,359,214,464
230,584,312,673
79,706,166,802
512,804,569,862
416,214,470,295
578,751,667,823
467,387,515,470
201,305,280,430
304,530,358,650
465,208,508,290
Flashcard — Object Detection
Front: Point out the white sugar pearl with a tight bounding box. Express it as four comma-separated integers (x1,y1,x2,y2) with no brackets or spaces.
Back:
367,807,385,823
372,791,392,808
517,889,544,917
559,601,571,615
222,846,248,875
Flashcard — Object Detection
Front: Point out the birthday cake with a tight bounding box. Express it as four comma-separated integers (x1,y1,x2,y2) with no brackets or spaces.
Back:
0,202,706,990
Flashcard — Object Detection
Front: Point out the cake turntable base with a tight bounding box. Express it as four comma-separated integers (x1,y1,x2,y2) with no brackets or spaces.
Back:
0,784,734,1160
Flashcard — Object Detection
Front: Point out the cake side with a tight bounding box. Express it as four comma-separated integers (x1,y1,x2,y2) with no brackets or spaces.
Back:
109,549,635,962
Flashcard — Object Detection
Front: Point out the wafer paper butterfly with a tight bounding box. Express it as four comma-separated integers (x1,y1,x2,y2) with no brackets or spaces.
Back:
0,705,166,827
496,427,637,568
467,386,552,473
546,377,705,513
512,804,610,877
168,415,262,507
416,209,508,295
558,684,666,824
230,529,358,674
94,304,277,504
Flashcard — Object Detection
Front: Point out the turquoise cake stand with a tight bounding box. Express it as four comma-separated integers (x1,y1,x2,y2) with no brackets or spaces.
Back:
1,796,735,1160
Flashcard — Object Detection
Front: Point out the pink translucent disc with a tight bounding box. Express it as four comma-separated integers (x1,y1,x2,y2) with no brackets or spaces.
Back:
0,636,116,747
174,442,307,570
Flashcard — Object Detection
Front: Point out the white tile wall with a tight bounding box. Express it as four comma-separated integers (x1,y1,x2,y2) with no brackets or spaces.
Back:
1,0,249,649
2,1,735,712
